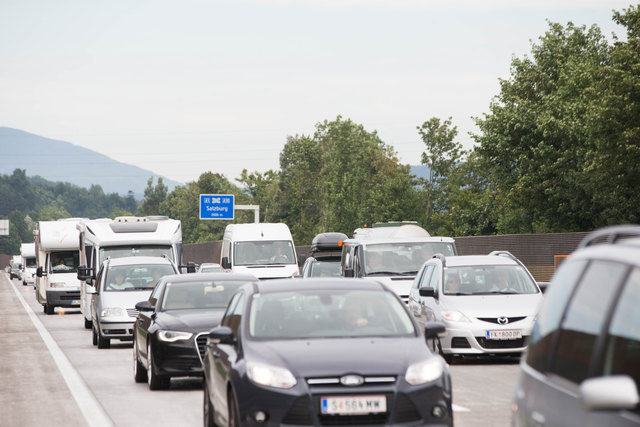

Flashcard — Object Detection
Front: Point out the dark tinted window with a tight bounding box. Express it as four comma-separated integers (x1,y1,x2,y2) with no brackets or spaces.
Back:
549,261,627,383
221,292,244,335
600,267,640,391
526,260,587,371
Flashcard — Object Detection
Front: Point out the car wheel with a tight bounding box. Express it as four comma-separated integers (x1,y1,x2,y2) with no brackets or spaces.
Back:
227,389,240,427
92,325,98,346
133,337,148,383
22,280,27,286
147,342,169,390
203,380,216,427
84,317,92,329
97,326,110,349
44,304,55,315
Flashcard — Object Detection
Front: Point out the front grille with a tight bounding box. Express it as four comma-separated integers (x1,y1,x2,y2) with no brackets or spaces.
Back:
451,337,471,348
307,376,396,386
477,316,526,325
282,396,314,425
104,329,127,335
162,355,201,371
59,293,80,300
195,333,208,364
393,393,421,423
476,336,528,349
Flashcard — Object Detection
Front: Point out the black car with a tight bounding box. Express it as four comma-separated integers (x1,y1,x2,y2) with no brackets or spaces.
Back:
133,272,258,390
203,278,452,426
300,232,348,278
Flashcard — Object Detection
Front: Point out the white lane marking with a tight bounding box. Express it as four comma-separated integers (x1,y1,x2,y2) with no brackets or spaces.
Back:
453,403,471,412
9,279,114,427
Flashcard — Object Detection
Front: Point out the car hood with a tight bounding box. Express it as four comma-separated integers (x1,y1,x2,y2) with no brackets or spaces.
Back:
155,310,224,333
442,294,542,317
366,276,414,297
245,337,431,377
99,290,153,309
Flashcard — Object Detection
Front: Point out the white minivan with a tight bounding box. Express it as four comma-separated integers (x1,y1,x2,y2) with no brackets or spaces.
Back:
220,223,298,279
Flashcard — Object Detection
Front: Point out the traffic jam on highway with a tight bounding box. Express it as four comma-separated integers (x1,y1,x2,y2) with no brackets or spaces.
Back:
5,217,640,426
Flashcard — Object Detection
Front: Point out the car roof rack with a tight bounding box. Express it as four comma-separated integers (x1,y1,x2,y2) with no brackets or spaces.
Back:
489,250,530,271
577,225,640,249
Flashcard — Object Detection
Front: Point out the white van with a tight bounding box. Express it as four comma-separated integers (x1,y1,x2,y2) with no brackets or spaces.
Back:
220,223,298,279
34,218,87,314
76,216,182,329
20,243,36,286
341,222,457,303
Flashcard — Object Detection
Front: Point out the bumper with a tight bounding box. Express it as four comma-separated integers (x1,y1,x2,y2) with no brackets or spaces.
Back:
98,319,135,340
230,374,453,426
150,335,203,378
441,321,533,355
46,289,81,308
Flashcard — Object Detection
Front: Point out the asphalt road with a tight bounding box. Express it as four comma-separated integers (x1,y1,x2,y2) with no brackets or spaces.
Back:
1,272,520,426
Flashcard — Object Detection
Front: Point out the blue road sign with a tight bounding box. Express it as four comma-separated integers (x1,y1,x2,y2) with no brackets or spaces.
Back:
200,194,234,220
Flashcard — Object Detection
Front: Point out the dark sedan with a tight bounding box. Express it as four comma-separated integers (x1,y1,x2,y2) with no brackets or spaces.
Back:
133,273,257,390
203,278,452,426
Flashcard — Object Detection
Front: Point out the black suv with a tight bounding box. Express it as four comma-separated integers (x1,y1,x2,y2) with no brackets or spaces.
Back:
513,225,640,426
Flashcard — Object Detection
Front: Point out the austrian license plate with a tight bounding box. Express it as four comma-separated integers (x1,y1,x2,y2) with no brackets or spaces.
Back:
321,395,387,415
70,300,80,306
486,329,522,340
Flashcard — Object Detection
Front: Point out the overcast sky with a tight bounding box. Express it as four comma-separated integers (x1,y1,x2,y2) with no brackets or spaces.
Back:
0,0,632,185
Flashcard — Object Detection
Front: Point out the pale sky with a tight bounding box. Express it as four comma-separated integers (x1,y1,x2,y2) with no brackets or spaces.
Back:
0,0,632,185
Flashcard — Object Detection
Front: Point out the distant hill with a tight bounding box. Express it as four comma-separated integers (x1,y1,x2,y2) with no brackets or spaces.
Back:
0,127,182,198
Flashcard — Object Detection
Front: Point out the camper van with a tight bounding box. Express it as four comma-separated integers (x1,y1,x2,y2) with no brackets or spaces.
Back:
220,223,298,279
20,243,36,286
76,216,182,329
341,222,457,303
34,218,87,314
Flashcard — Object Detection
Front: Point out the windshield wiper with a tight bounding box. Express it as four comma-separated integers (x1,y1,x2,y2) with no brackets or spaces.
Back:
475,291,519,295
366,271,405,276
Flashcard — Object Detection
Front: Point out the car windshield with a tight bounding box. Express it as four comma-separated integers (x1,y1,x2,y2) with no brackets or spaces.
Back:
104,264,175,291
364,242,456,275
25,257,36,268
234,240,295,266
99,245,174,263
50,251,79,273
309,260,342,277
443,265,539,295
161,280,250,310
249,289,415,339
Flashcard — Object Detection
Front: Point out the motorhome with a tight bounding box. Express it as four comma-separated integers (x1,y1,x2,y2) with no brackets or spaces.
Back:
341,222,457,303
34,218,87,314
220,223,298,279
76,216,182,329
20,243,36,286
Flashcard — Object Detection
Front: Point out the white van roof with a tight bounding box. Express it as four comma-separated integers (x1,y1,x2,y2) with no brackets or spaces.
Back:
20,243,35,257
223,223,293,242
37,218,87,250
353,224,431,240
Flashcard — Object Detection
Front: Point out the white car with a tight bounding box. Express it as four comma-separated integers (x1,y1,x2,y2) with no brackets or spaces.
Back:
409,251,542,362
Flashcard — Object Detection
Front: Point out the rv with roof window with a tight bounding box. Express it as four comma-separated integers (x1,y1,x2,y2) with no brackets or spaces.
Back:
220,223,298,279
20,243,36,286
340,222,457,303
76,216,182,329
34,218,87,314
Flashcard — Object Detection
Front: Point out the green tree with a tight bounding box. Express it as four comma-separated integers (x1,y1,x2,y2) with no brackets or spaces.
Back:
237,169,281,223
138,177,168,216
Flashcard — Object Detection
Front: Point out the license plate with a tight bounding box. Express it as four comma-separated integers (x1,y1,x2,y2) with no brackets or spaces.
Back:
70,300,80,305
486,329,522,340
321,395,387,415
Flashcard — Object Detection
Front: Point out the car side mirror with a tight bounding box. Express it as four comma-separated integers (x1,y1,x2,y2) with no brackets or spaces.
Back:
208,326,235,345
77,265,94,281
135,300,155,312
36,266,46,277
221,257,231,270
419,287,436,298
424,322,446,339
344,268,354,278
580,375,639,410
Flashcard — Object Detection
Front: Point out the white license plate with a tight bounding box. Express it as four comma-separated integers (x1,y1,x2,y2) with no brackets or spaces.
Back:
486,329,522,340
321,395,387,415
70,300,80,305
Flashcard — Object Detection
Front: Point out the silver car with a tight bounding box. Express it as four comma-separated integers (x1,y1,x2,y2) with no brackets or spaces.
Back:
408,251,542,362
90,256,178,349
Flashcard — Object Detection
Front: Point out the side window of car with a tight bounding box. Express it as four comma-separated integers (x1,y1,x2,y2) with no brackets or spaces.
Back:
221,292,244,336
598,266,640,391
428,265,439,290
418,265,434,289
95,265,105,293
548,260,627,384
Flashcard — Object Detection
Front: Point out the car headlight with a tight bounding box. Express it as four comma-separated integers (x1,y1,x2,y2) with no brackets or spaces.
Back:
442,310,471,323
405,358,444,385
100,307,126,317
246,362,297,389
51,282,67,288
158,330,193,342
